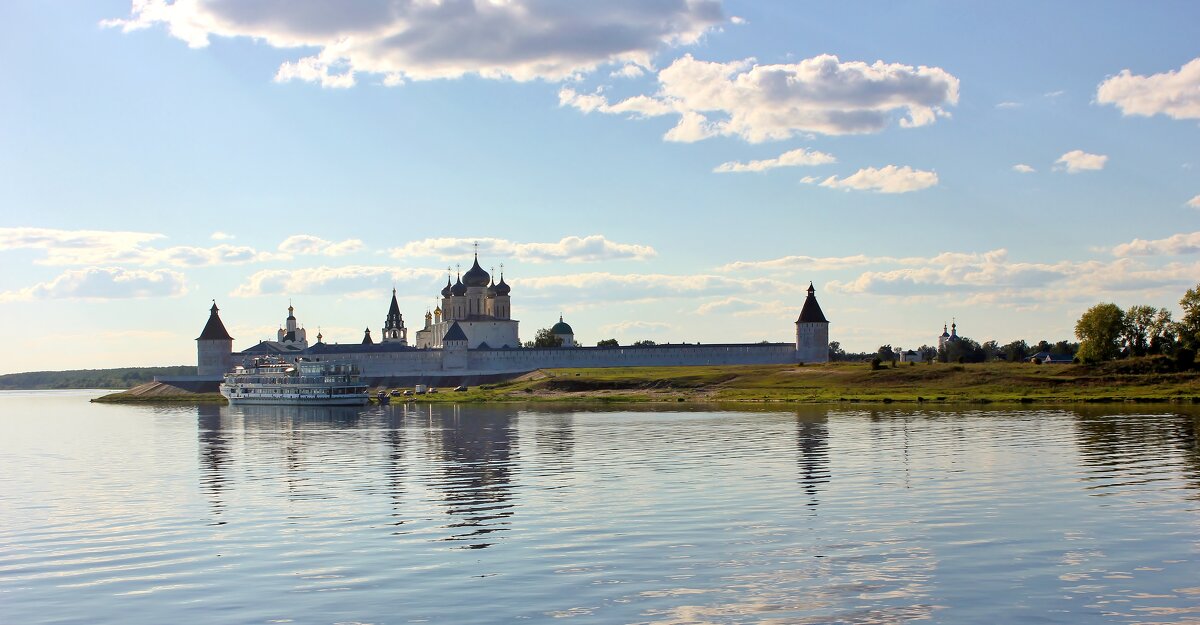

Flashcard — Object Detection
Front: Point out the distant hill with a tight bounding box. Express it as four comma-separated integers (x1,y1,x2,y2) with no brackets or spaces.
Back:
0,366,196,390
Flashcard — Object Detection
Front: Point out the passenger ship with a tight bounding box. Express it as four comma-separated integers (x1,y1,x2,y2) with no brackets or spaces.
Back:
220,358,369,406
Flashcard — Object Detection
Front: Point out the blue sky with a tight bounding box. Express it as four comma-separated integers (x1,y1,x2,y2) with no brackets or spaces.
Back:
1,1,1198,373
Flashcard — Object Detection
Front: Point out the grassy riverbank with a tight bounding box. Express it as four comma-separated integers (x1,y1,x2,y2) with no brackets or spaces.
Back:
90,359,1200,405
417,360,1200,404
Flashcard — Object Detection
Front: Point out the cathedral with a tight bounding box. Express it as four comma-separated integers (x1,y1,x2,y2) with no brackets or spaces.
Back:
412,253,520,349
193,252,832,384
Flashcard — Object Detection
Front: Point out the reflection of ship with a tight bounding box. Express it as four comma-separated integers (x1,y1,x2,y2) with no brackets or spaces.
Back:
219,357,369,406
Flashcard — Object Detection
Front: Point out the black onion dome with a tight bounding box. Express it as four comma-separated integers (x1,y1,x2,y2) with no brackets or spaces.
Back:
440,276,452,298
451,275,467,296
462,255,490,287
494,275,511,296
486,276,497,298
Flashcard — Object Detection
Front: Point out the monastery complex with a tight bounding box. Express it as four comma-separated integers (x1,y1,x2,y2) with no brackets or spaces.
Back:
191,253,831,386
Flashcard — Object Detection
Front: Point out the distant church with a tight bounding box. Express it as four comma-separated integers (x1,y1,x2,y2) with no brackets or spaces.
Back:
193,252,833,383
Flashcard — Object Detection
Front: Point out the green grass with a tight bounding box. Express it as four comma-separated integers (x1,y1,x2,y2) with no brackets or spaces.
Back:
400,361,1200,405
92,393,227,404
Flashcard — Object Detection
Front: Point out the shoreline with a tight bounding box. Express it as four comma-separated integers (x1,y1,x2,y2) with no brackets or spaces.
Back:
88,361,1200,407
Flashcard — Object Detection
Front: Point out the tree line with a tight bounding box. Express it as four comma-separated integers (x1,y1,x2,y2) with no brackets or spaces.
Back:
1073,283,1200,365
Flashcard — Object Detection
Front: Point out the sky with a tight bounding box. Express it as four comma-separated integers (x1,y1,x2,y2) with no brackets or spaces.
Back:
1,1,1198,373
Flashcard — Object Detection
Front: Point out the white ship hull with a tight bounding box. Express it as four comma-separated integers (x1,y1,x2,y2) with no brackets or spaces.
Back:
222,393,369,406
221,359,369,406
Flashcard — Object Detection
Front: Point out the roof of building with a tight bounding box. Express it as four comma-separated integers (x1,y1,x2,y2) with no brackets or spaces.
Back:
386,289,402,320
442,321,468,342
551,315,574,335
303,341,415,355
362,327,374,345
197,301,234,341
796,283,828,323
463,254,490,287
494,274,511,296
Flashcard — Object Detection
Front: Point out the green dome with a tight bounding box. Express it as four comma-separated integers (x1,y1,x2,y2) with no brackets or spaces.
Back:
551,316,573,335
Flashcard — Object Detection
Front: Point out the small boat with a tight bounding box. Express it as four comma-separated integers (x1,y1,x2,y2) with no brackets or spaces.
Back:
220,357,369,406
376,391,391,405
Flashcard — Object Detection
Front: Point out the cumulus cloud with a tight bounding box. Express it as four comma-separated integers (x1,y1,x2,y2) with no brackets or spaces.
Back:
598,320,673,335
713,148,836,173
1012,164,1035,173
1097,57,1200,121
0,226,287,267
278,234,364,257
105,1,724,84
1188,195,1200,209
210,231,235,240
815,165,938,193
719,254,885,272
560,53,959,142
516,272,789,303
232,265,443,297
1055,150,1107,173
389,235,656,264
1112,231,1200,257
0,267,187,302
816,247,1199,307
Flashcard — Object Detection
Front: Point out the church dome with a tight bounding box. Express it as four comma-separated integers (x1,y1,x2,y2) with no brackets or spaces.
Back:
551,316,573,335
494,275,511,296
462,256,490,287
440,276,452,298
451,275,467,296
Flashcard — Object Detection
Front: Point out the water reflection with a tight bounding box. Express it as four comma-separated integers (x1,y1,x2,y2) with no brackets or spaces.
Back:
427,405,519,549
795,413,829,508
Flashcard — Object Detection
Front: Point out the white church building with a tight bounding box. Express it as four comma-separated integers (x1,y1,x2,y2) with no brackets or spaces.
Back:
194,252,832,385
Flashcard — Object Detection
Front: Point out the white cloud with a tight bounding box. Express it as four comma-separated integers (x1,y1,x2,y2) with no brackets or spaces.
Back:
232,265,443,297
719,254,885,273
996,101,1022,109
0,227,280,267
713,148,836,173
1187,195,1200,209
1055,150,1107,173
0,267,187,302
816,165,938,193
610,64,646,79
514,272,791,306
389,235,656,264
1012,164,1035,173
729,16,746,25
1097,57,1200,121
695,297,790,317
560,53,960,142
210,231,235,240
1112,231,1200,257
105,1,724,84
598,320,672,335
278,234,364,257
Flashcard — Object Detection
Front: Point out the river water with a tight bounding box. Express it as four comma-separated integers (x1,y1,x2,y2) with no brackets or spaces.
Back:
1,391,1199,624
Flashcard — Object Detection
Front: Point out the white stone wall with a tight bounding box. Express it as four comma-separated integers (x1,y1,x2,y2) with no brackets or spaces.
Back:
795,322,829,363
197,339,233,376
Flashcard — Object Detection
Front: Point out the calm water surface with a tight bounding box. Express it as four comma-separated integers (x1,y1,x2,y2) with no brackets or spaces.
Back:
2,391,1200,624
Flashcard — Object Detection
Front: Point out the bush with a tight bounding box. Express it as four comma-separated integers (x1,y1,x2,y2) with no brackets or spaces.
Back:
870,357,883,370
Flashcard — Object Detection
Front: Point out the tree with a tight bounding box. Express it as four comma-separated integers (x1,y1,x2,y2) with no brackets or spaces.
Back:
1177,284,1200,351
1075,303,1124,362
1001,340,1029,362
532,327,563,348
596,338,619,347
942,336,986,363
632,339,656,347
828,341,845,361
1149,308,1176,354
981,340,1000,361
1121,305,1158,357
917,345,938,362
877,344,897,362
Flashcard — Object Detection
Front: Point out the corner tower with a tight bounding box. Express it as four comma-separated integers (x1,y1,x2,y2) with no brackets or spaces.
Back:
795,283,830,363
197,300,234,376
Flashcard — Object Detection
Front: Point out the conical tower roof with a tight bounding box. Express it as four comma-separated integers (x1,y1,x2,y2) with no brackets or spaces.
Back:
197,301,234,341
796,283,828,324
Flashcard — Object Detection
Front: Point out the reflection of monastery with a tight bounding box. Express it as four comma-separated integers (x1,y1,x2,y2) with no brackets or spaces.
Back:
194,253,830,386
